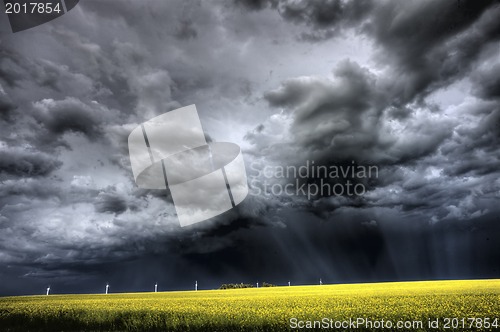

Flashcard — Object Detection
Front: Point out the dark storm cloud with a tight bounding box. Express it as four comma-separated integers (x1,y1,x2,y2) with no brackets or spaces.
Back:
94,191,128,215
243,0,500,240
0,48,99,100
33,98,102,138
261,59,454,165
174,19,198,40
267,0,500,101
0,146,62,178
277,0,371,30
233,0,276,11
368,1,500,104
0,87,16,120
237,0,500,98
440,104,500,177
0,49,26,88
262,59,382,160
0,1,186,282
234,0,372,30
472,62,500,99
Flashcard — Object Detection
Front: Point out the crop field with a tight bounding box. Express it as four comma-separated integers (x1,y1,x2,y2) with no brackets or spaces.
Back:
0,279,499,331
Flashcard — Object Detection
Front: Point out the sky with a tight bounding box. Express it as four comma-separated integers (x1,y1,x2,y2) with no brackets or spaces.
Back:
0,0,499,296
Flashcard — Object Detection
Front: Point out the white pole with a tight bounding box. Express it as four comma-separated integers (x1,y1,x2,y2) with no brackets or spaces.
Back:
46,286,50,296
195,280,198,291
105,283,109,294
155,283,157,293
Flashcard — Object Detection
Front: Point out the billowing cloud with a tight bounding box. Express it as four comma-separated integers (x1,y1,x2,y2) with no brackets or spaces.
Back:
0,145,62,178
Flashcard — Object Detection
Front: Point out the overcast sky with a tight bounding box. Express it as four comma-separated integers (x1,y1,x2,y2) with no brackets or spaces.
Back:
0,0,499,296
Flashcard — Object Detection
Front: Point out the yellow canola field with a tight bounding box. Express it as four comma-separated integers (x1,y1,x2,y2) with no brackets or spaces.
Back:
0,279,499,331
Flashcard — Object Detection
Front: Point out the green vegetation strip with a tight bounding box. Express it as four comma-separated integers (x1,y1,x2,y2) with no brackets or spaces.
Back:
0,279,499,331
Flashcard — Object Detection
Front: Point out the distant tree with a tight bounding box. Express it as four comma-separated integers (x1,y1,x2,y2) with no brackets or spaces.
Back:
219,282,278,289
261,282,277,287
219,283,255,289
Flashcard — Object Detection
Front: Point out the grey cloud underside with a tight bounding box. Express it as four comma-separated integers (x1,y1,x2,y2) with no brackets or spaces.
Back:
0,0,499,293
0,147,61,178
249,1,500,218
244,0,500,279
